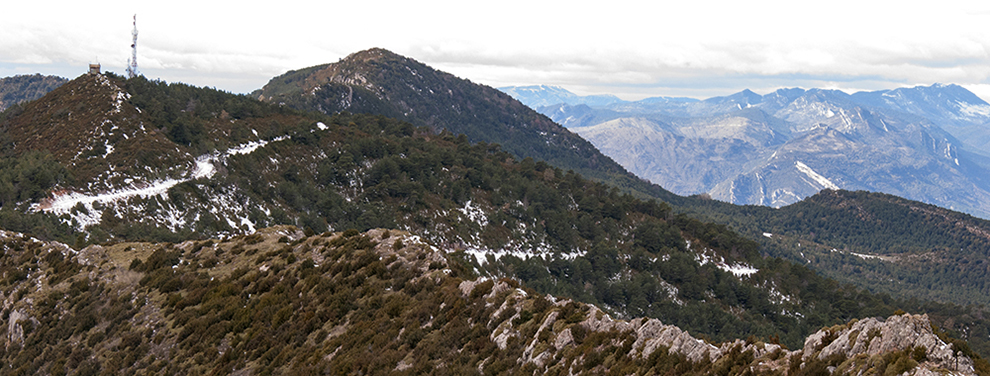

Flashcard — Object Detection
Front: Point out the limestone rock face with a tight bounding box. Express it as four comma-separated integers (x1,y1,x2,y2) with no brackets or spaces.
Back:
803,313,975,375
627,317,720,363
560,306,977,375
471,288,980,376
554,328,574,351
6,309,28,348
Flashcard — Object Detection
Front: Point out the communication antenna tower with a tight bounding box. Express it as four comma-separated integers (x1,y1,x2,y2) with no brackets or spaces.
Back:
126,14,139,78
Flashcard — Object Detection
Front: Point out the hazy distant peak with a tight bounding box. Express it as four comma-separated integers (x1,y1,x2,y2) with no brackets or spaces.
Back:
768,87,806,98
499,85,624,108
848,83,990,131
637,96,700,104
706,88,763,104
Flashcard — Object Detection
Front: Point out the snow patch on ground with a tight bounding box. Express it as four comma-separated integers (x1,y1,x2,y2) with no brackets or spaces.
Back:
226,136,288,156
192,156,216,179
850,252,884,261
721,264,759,277
957,101,990,118
557,249,587,260
240,216,257,233
458,200,489,227
102,140,114,158
462,240,577,266
37,135,289,231
764,282,796,305
695,248,759,277
42,177,185,214
795,161,839,190
465,247,532,266
95,74,131,115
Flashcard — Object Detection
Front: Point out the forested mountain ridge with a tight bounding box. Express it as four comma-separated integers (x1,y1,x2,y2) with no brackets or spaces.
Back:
1,73,192,190
7,70,990,362
253,48,679,203
728,189,990,307
0,226,980,375
0,74,67,113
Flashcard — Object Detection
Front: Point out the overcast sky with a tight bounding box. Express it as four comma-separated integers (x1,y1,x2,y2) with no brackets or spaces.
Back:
3,1,990,101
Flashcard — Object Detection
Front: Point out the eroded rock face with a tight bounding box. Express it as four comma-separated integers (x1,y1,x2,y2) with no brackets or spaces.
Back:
463,276,979,376
6,309,28,348
805,313,975,375
554,328,574,351
627,316,720,363
522,310,558,366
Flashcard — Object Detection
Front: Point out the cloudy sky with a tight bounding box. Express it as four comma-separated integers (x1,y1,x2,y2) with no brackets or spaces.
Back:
3,1,990,101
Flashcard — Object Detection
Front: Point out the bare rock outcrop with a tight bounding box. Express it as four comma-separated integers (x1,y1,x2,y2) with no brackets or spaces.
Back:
6,309,29,348
627,316,721,363
804,313,975,375
458,272,979,375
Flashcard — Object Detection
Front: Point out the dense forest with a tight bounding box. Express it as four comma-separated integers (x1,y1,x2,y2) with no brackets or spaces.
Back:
675,189,990,309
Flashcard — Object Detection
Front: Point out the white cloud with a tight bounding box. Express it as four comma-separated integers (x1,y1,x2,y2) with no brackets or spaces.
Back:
963,84,990,104
3,0,990,98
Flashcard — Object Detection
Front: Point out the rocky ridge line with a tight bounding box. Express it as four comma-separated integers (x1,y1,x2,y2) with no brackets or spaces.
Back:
0,226,981,375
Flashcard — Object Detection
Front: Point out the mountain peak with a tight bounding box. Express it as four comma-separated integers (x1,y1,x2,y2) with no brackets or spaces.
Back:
849,83,990,133
703,88,764,107
733,88,762,102
770,87,807,98
341,47,404,64
2,73,192,188
257,49,640,188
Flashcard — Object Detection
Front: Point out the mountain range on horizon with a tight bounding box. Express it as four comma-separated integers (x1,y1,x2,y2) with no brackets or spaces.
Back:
500,83,990,124
5,49,990,374
499,84,699,108
501,84,990,219
503,83,990,159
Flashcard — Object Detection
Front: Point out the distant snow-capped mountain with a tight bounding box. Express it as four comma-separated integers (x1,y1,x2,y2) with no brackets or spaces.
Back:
851,83,990,126
538,84,990,219
850,83,990,155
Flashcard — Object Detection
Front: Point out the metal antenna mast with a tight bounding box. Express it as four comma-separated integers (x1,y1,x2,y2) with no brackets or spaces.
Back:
126,14,139,78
